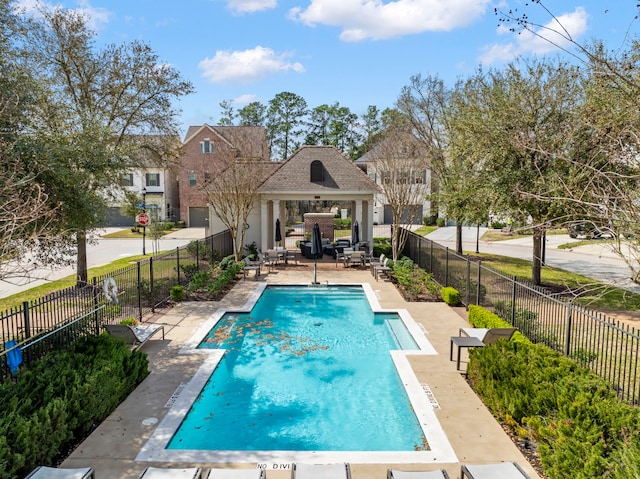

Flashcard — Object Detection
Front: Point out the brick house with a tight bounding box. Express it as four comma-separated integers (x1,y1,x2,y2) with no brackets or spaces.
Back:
177,124,270,226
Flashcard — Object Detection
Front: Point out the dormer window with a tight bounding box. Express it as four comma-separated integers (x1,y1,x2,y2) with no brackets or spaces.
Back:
200,139,213,154
310,160,324,183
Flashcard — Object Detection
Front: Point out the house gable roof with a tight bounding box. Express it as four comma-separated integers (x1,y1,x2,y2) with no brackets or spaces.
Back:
258,145,379,194
183,124,269,160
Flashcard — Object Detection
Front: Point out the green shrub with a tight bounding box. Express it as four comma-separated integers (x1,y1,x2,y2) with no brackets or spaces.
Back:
188,270,212,292
219,254,237,270
467,340,640,479
119,317,139,326
436,217,446,227
440,287,460,305
0,335,148,478
170,285,184,302
333,218,351,230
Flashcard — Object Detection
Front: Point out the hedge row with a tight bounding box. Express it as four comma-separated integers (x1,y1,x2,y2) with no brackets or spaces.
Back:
467,323,640,479
0,335,149,479
468,304,530,344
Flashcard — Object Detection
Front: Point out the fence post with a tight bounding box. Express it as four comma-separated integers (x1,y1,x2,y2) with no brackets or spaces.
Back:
445,247,449,287
137,261,143,322
466,257,471,307
476,260,482,305
511,277,517,325
92,277,100,335
23,301,31,340
150,257,155,314
176,247,181,285
565,299,573,356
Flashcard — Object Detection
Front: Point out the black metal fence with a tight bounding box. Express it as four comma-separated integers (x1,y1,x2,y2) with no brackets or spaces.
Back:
402,228,640,404
0,230,233,380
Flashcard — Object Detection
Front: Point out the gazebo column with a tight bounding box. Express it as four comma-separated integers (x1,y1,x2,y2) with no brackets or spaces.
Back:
366,198,374,244
260,199,268,252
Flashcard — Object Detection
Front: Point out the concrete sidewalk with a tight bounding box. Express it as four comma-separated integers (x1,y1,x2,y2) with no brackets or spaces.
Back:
61,262,539,479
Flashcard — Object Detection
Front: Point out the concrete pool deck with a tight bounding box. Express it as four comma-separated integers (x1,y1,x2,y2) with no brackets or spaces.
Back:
60,261,541,479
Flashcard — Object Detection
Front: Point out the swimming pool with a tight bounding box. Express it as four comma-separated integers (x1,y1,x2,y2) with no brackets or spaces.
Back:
137,283,457,464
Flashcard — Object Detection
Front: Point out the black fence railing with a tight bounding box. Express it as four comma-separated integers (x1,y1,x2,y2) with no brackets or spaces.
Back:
0,230,234,381
402,228,640,405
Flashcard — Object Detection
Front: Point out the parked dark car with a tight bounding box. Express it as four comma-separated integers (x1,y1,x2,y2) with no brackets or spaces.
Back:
568,221,615,239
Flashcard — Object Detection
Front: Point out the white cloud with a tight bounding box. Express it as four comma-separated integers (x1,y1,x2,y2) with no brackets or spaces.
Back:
226,0,277,14
199,46,305,83
479,7,589,65
289,0,492,41
232,94,258,104
13,0,111,31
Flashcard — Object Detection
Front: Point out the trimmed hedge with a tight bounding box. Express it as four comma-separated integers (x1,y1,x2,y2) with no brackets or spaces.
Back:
468,305,530,344
0,335,149,479
468,339,640,479
440,287,460,306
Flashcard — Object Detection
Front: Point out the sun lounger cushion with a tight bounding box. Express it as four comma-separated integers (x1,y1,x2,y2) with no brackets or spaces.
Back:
292,463,352,479
104,323,165,349
139,467,201,479
25,466,95,479
205,468,266,478
388,469,450,479
461,462,529,479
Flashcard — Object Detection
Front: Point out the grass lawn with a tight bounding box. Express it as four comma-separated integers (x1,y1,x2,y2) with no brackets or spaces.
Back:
475,252,640,312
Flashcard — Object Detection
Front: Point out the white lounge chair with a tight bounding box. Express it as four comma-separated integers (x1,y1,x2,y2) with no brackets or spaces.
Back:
461,462,529,479
138,466,202,478
291,463,352,479
24,466,95,479
204,468,266,478
104,323,165,350
450,328,518,370
388,469,450,479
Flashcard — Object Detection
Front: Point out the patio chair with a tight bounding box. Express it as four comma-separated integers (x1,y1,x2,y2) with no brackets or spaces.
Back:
345,250,364,268
243,258,262,279
24,466,95,479
373,257,392,280
387,469,450,479
461,462,529,479
369,252,385,273
335,247,353,267
138,467,202,479
450,328,518,370
291,463,352,479
204,468,266,479
104,323,165,350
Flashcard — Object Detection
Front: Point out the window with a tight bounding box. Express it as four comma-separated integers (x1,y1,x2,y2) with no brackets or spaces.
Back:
189,172,197,186
310,160,324,182
145,173,160,187
200,139,213,154
121,173,133,187
204,172,211,182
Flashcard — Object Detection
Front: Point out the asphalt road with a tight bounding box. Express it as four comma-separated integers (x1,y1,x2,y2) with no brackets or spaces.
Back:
426,226,640,294
0,228,205,299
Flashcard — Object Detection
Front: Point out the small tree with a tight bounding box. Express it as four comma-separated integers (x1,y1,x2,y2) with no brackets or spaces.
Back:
372,126,431,260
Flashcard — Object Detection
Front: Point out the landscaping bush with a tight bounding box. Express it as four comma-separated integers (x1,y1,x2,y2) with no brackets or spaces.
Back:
334,218,351,230
440,287,460,305
0,335,149,479
436,217,446,227
170,285,184,302
467,340,640,479
468,305,530,344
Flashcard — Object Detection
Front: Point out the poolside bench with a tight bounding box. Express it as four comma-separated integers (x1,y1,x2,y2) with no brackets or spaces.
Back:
104,323,165,350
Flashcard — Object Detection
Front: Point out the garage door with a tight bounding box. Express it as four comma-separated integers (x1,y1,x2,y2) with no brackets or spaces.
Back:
188,207,209,227
105,207,133,227
383,205,424,225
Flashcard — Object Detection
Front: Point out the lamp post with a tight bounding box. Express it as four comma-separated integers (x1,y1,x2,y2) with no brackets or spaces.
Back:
142,187,146,255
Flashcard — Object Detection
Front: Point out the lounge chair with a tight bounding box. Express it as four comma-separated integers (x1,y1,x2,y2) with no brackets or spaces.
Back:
450,328,518,370
24,466,95,479
373,257,392,280
138,467,202,478
204,468,266,478
461,462,529,479
345,250,364,268
291,463,352,479
104,323,165,350
387,469,450,479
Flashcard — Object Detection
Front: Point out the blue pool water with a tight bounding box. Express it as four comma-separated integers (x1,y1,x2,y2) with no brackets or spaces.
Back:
167,285,427,451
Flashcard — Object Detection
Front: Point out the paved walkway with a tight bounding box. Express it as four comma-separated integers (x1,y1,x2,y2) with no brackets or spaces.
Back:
60,260,540,479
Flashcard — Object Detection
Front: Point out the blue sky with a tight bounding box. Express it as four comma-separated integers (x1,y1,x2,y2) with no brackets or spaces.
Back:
15,1,640,137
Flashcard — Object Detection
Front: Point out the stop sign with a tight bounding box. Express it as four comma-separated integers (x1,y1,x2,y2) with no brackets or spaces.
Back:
137,212,150,226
